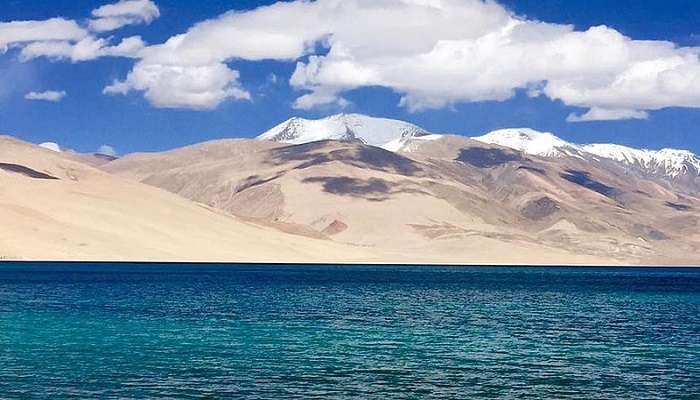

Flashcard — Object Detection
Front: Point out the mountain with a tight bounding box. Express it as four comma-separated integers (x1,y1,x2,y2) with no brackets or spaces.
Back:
104,138,634,265
583,144,700,178
106,129,700,265
260,115,700,181
6,114,700,264
473,128,586,158
474,128,700,181
257,113,433,150
0,136,373,262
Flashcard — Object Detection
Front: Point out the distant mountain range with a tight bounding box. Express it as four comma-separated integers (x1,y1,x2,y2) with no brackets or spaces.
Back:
259,114,700,181
3,113,700,264
474,128,700,179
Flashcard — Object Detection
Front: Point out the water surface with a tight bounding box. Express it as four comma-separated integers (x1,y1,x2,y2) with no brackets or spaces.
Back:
1,264,699,398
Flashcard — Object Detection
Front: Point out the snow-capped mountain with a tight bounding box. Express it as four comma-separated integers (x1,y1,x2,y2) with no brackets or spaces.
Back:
474,128,700,178
258,114,699,179
473,128,585,158
584,144,700,178
257,113,432,149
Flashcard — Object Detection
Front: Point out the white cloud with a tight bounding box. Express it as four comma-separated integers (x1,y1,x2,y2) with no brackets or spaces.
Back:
89,0,160,32
20,36,145,62
7,0,699,120
96,144,117,156
292,86,350,110
0,18,87,51
104,35,147,57
104,63,250,109
25,90,67,102
106,0,700,120
567,108,649,122
3,3,147,64
39,142,61,152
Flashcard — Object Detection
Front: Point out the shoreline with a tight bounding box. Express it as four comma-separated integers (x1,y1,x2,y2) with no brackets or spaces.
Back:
1,260,698,268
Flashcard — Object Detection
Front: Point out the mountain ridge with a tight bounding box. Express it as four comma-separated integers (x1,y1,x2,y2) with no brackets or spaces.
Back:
104,130,700,265
6,114,700,264
257,113,432,150
256,114,700,180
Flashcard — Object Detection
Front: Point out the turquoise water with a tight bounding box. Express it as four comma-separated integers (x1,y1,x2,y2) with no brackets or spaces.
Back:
1,264,699,399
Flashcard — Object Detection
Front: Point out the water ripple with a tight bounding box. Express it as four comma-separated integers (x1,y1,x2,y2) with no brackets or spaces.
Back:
1,265,699,399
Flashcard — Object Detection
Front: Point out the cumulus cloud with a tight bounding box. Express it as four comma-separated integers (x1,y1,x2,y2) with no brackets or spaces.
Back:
1,2,148,63
25,90,67,102
0,18,87,52
104,63,250,109
567,108,649,123
96,144,117,156
39,142,61,152
105,0,700,120
7,0,700,121
20,36,145,62
89,0,160,32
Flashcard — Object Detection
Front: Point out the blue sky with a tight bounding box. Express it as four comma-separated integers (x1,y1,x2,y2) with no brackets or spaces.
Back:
1,0,700,155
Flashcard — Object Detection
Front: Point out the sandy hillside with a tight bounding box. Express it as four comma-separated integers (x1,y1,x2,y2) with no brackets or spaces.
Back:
104,137,700,265
0,135,616,264
0,136,373,262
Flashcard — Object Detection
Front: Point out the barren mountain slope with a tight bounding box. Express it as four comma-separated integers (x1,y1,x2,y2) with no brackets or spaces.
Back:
103,136,700,264
401,134,700,264
0,136,376,263
107,140,507,245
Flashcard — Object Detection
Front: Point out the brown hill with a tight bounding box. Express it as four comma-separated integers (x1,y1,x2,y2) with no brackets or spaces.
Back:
0,136,376,263
104,135,700,265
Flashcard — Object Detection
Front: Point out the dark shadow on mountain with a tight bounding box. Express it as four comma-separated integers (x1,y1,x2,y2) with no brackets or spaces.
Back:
235,173,284,193
0,163,59,180
268,140,421,176
93,153,118,162
560,169,620,198
348,147,420,176
268,141,332,169
666,201,692,211
303,176,427,201
456,147,523,168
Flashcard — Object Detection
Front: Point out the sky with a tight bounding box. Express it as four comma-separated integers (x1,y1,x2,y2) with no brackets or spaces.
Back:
1,0,700,155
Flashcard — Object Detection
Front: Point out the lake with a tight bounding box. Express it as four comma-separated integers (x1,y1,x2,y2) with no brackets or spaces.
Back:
1,264,699,398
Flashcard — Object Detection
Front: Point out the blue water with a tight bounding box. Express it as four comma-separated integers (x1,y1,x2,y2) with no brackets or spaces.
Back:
1,264,699,399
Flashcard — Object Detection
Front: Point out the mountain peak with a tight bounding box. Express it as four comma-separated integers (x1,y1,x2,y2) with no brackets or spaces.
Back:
257,113,431,148
583,144,700,177
475,128,700,178
473,128,582,157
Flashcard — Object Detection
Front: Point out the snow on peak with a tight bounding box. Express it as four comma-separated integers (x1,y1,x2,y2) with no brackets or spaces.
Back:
257,114,700,179
584,144,700,177
653,149,700,177
582,144,655,164
39,142,61,152
383,134,444,152
473,129,700,177
473,128,582,157
257,113,432,149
